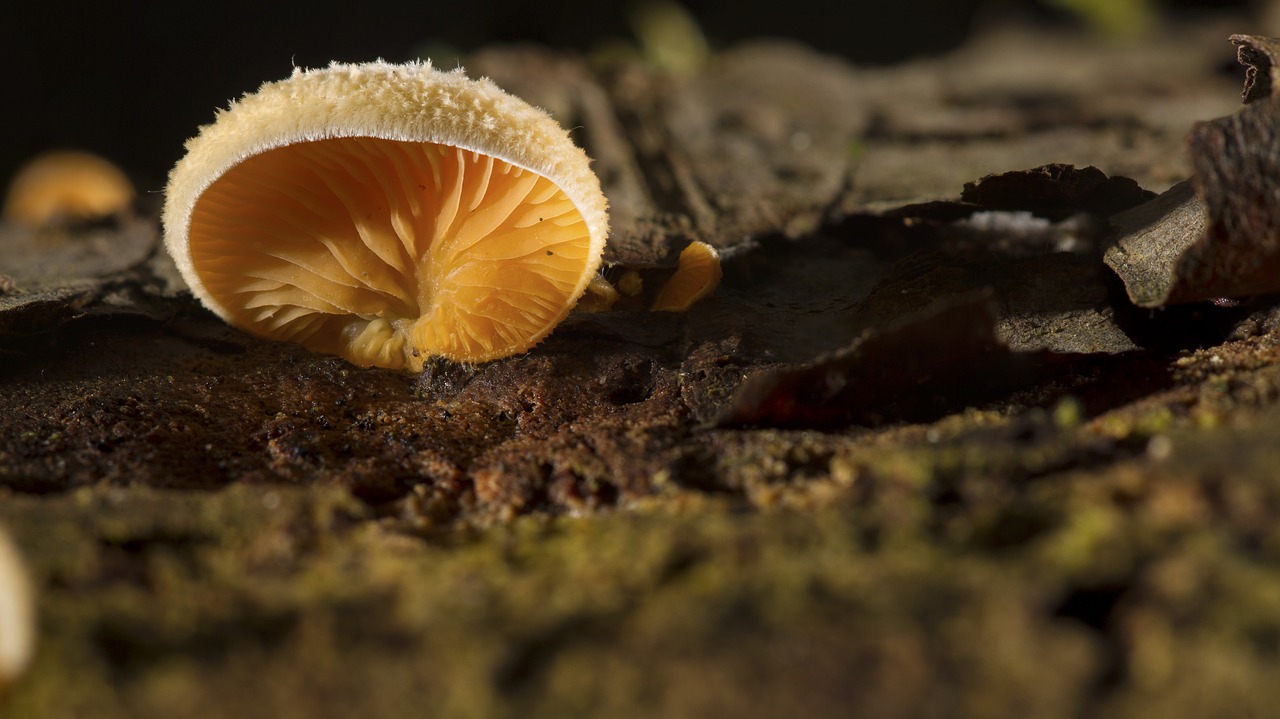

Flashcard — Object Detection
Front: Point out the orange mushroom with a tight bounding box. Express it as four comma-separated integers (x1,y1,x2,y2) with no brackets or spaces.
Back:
3,150,135,227
651,241,721,311
163,61,609,370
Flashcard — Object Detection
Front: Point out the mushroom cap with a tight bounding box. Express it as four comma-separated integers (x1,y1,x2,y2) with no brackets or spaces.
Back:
163,60,609,369
3,150,135,227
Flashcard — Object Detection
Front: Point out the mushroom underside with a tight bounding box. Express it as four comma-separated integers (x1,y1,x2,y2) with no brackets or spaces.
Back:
187,136,593,369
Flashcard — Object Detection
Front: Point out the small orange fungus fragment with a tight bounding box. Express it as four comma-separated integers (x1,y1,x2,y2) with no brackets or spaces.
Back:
651,241,721,311
3,150,135,227
577,274,620,313
163,61,609,370
617,270,644,298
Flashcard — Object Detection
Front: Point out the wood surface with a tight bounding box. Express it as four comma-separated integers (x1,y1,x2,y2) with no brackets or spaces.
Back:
2,17,1280,718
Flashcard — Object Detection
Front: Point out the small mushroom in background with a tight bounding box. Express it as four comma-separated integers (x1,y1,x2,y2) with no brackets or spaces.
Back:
2,150,136,228
575,242,723,314
163,60,610,371
0,525,34,698
651,241,722,311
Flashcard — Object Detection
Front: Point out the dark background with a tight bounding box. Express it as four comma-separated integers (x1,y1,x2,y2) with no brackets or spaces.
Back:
0,0,1252,192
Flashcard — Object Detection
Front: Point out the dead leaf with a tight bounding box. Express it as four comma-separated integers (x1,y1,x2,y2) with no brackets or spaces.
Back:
714,292,1025,428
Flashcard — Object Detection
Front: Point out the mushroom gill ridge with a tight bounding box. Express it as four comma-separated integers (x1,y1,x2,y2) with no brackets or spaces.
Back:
188,136,592,369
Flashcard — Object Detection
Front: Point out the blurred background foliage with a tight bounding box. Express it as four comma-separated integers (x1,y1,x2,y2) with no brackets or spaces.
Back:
0,0,1260,191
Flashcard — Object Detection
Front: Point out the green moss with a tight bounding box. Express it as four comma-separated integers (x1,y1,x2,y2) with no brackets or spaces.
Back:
1052,396,1084,430
4,396,1280,717
1047,0,1157,38
0,485,1084,718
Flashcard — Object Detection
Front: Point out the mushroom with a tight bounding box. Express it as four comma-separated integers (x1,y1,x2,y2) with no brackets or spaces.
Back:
651,241,721,311
163,61,609,370
3,150,135,227
0,525,33,696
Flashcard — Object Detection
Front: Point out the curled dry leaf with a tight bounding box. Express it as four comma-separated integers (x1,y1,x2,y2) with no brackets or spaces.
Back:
714,292,1023,428
1105,35,1280,307
961,163,1155,220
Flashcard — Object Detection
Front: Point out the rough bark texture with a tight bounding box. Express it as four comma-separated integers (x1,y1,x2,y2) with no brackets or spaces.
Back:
1106,34,1280,306
4,18,1280,719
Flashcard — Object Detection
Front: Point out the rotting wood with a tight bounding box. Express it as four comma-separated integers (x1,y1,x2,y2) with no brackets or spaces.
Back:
3,22,1280,719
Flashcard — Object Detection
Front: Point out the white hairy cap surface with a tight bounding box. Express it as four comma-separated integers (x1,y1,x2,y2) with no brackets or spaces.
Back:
163,60,609,370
